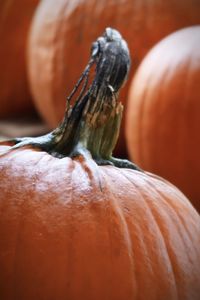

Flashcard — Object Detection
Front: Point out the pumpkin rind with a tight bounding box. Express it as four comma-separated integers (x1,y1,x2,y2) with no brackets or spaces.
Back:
0,0,39,117
0,147,200,300
126,26,200,212
27,0,200,155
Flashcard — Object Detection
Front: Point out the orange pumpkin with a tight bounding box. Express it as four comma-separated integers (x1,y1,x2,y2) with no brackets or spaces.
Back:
27,0,200,156
126,26,200,212
1,28,200,300
0,0,39,118
1,146,200,300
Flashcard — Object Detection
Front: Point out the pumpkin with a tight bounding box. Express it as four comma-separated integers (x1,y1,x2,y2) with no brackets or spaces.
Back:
27,0,200,156
126,26,200,212
0,0,40,118
1,28,200,300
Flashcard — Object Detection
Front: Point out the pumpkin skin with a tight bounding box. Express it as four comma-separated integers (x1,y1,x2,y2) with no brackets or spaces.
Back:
0,144,200,300
27,0,200,156
0,0,39,118
1,26,200,300
126,26,200,212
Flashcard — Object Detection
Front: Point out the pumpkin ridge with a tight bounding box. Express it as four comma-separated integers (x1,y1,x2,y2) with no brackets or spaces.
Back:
65,160,78,293
142,180,200,299
8,166,36,298
145,179,199,267
139,185,180,299
12,197,26,297
100,168,137,298
156,187,200,259
74,152,104,192
166,200,200,263
115,168,178,298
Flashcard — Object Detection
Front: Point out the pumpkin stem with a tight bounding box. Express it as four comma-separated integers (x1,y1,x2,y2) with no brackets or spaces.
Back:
1,28,141,171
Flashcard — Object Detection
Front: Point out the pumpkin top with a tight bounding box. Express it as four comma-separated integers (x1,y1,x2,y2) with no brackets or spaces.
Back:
0,27,139,171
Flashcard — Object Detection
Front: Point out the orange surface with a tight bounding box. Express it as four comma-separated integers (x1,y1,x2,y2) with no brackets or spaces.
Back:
0,145,200,299
126,26,200,212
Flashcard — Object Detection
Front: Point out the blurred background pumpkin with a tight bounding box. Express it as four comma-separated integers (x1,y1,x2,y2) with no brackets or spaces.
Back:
0,0,40,118
126,26,200,212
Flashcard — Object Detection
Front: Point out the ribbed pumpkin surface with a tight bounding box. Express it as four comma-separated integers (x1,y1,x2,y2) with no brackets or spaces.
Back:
0,145,200,300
